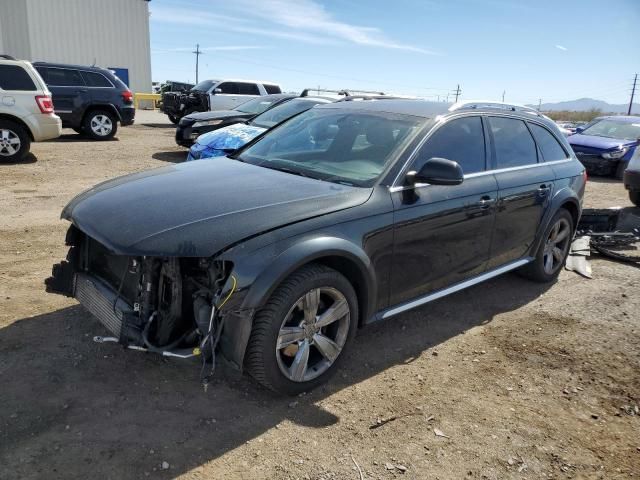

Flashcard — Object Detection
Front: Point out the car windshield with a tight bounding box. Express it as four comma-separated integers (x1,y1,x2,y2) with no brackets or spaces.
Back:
581,119,640,140
191,80,217,92
251,99,326,129
235,97,282,115
237,108,425,187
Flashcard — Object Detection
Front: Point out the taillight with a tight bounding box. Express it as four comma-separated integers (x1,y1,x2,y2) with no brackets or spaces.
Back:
122,90,133,104
35,95,54,114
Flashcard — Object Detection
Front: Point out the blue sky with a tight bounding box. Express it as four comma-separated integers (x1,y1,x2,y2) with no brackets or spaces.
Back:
149,0,640,105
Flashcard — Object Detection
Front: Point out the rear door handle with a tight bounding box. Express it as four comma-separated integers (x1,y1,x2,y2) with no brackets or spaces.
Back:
538,184,551,195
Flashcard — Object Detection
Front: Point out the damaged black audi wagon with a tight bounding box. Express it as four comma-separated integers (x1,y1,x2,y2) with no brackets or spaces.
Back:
46,99,586,395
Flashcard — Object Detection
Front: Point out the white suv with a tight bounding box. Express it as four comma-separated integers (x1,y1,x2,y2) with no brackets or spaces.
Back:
0,55,62,161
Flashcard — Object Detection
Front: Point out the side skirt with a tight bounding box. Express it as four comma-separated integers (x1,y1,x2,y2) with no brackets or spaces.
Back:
374,257,533,321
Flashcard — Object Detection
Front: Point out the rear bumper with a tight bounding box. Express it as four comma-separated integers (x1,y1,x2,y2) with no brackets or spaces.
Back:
119,107,135,126
623,170,640,191
27,113,62,141
175,124,195,147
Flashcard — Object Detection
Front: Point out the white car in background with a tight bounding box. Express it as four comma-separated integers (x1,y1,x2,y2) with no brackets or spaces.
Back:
0,55,61,161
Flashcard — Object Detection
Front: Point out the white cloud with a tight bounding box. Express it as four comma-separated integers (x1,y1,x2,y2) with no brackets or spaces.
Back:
555,45,568,51
151,1,439,55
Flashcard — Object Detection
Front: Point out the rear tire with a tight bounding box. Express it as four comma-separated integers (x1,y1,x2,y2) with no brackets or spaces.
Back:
245,264,358,395
518,209,574,283
167,114,179,124
0,120,30,162
630,190,640,207
83,110,117,140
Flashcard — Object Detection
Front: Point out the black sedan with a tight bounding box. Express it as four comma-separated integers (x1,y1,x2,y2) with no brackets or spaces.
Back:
175,93,295,147
47,100,585,395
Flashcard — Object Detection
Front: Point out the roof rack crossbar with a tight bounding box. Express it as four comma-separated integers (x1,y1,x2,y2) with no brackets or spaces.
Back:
300,88,385,97
449,100,543,116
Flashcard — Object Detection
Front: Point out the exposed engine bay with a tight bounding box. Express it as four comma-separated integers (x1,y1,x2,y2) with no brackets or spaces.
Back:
45,226,234,384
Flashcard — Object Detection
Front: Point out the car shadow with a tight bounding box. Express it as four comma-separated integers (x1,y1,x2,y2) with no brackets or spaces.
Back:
585,175,619,184
42,133,119,143
0,152,37,164
152,150,187,163
141,123,176,129
0,273,552,479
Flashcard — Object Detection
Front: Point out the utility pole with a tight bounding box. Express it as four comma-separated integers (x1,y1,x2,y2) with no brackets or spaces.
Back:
454,84,461,102
538,98,542,111
629,73,638,115
502,90,505,102
192,44,203,84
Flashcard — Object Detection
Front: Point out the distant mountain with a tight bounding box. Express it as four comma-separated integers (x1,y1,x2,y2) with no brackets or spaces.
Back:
526,97,638,114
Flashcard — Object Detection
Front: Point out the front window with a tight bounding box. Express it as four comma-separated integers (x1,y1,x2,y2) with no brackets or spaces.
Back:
191,80,217,92
235,96,282,115
251,99,326,129
237,108,425,187
581,119,640,141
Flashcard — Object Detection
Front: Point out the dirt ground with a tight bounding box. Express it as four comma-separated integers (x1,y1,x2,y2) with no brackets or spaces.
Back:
1,111,638,480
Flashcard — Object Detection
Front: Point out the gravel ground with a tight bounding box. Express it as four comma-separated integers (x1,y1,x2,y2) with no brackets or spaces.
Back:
0,111,638,480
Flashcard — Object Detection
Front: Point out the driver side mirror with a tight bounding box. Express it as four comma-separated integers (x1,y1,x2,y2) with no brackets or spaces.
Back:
406,157,464,186
575,126,585,134
213,88,222,94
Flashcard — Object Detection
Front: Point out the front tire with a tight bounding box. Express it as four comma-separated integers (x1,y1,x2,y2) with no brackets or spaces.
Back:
83,110,117,140
630,190,640,207
167,114,179,124
0,120,30,162
519,209,574,282
245,264,358,395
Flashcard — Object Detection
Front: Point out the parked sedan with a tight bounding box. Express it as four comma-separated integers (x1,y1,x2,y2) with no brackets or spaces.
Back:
175,94,295,147
568,116,640,178
187,97,331,160
623,146,640,206
47,100,585,395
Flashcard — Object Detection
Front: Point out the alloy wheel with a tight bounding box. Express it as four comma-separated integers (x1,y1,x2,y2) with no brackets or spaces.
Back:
543,218,571,274
276,287,351,383
0,129,21,156
90,114,113,137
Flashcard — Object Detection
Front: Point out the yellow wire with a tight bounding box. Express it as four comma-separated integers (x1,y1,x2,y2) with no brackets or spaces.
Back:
217,275,237,309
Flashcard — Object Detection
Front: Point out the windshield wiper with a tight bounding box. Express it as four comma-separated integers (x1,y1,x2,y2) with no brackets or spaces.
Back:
260,164,310,178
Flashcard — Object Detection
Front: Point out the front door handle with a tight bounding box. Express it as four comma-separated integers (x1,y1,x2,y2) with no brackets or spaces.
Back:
77,89,88,93
476,196,496,209
538,184,551,196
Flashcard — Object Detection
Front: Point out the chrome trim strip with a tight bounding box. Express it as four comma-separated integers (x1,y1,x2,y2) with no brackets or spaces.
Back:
388,159,573,192
380,258,532,319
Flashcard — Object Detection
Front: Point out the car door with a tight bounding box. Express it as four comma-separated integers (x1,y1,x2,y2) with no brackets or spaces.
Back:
486,116,556,269
234,82,261,106
37,67,88,126
209,81,240,110
389,115,498,307
79,70,115,106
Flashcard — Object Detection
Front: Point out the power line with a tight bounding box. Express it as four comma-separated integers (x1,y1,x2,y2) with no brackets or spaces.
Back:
629,73,637,115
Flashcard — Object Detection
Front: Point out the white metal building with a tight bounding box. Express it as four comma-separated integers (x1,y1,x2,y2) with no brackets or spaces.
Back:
0,0,152,93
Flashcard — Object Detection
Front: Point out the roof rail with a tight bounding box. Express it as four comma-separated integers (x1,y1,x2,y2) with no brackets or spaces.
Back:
449,100,544,116
0,54,17,60
300,88,385,97
336,95,404,102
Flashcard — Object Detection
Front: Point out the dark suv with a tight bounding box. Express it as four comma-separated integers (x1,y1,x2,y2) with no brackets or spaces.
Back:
33,62,134,140
46,100,585,395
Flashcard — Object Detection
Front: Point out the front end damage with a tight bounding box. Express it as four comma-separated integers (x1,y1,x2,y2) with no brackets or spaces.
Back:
45,226,238,382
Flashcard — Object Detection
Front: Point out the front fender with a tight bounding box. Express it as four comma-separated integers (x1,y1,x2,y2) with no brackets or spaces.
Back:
218,236,377,371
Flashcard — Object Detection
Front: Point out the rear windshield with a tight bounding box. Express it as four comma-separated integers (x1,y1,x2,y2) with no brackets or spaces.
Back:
0,64,37,91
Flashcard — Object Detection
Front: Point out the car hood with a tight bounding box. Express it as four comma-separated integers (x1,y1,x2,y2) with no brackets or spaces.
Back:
62,158,371,257
183,110,251,122
196,123,267,151
568,134,637,152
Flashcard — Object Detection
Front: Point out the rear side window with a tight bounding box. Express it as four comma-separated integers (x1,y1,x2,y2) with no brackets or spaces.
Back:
217,82,239,94
0,65,37,91
415,116,486,174
46,68,84,87
264,84,282,94
528,123,568,161
237,82,260,95
489,117,538,168
81,71,113,88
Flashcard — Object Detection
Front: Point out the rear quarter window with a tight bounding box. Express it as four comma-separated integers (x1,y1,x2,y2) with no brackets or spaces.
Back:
489,117,538,168
0,64,37,91
528,123,568,162
45,68,85,87
264,84,282,94
237,83,260,95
